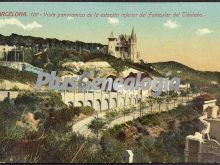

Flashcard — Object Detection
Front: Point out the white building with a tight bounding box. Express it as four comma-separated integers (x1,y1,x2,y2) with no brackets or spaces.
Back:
0,45,15,60
0,45,24,62
107,28,140,63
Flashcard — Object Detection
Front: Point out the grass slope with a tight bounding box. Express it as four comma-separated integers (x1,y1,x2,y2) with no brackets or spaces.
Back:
0,65,37,85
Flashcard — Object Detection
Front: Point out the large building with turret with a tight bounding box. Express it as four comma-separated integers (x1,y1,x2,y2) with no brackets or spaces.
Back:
107,28,140,63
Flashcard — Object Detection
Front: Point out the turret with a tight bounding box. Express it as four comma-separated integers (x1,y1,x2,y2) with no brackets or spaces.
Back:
108,31,117,41
131,27,136,40
130,27,139,63
108,31,117,56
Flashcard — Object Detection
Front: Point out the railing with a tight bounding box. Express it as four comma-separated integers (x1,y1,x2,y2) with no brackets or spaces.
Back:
0,61,44,74
22,63,44,74
199,114,211,140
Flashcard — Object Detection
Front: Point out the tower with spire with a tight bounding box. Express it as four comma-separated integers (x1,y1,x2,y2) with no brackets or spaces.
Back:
107,27,140,63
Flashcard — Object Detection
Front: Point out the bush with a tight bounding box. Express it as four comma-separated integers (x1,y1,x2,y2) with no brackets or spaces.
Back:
14,93,42,106
11,85,20,91
79,106,95,116
14,92,66,110
117,130,126,141
88,116,107,139
0,65,37,85
54,107,76,123
105,110,119,121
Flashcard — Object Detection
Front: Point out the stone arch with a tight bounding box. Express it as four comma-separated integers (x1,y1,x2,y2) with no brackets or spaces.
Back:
112,98,117,108
77,100,84,107
133,98,136,104
96,99,101,112
104,98,110,110
128,98,132,105
87,100,93,107
68,101,74,107
118,97,125,107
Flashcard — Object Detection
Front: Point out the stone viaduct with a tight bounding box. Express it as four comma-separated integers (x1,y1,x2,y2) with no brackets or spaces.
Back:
61,90,140,111
0,90,141,111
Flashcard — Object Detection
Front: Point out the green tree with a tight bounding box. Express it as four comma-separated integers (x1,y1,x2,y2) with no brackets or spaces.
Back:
139,100,146,117
97,132,126,163
121,107,130,121
105,110,120,122
165,95,172,111
108,58,127,76
156,97,164,112
130,105,136,119
171,92,179,108
180,90,187,103
79,106,95,116
88,115,107,139
185,89,192,101
147,97,155,114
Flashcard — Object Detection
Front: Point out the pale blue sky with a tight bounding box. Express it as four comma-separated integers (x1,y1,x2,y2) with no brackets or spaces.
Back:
0,2,219,71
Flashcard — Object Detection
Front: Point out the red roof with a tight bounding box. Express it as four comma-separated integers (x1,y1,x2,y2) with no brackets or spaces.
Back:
193,93,216,102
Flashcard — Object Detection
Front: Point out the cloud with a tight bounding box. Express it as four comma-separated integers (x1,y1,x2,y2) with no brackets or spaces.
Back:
0,17,42,30
196,28,213,35
163,19,180,29
107,17,119,25
66,17,74,21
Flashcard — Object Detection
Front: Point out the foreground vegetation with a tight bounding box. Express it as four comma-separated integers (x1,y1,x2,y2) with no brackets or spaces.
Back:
0,92,95,163
103,105,202,163
0,65,37,85
0,91,202,163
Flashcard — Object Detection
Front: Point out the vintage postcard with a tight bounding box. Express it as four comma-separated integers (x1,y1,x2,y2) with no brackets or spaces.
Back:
0,2,219,163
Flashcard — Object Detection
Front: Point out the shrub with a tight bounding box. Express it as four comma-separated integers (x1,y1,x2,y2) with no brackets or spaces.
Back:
88,116,107,139
14,92,66,110
54,107,76,123
11,85,20,91
14,92,41,106
105,110,119,121
79,106,95,116
117,130,126,141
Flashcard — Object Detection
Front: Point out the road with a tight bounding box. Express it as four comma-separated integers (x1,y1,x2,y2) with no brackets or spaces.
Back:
72,96,195,137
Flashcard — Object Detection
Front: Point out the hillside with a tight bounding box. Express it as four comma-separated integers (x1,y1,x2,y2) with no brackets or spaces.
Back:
0,34,219,94
151,61,220,84
103,105,202,162
0,65,37,90
86,105,202,163
151,61,220,105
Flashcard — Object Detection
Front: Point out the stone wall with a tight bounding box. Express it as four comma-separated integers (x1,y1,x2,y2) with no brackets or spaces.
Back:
203,100,217,111
0,90,142,112
0,91,20,101
185,104,220,163
206,119,220,142
187,139,200,162
201,140,220,162
61,90,140,111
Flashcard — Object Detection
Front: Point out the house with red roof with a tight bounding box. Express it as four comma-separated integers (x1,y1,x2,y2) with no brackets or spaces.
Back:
192,93,217,111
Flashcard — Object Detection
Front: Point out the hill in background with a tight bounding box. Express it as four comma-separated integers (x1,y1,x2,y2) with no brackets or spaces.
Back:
0,33,105,51
0,33,219,100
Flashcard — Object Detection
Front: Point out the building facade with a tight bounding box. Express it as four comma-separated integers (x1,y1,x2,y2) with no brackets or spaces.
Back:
0,45,24,62
185,95,220,163
107,28,140,63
